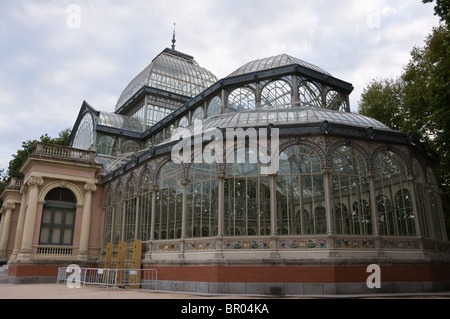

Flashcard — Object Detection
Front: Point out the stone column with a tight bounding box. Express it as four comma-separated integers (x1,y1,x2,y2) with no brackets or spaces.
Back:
269,174,279,258
0,201,16,260
323,168,333,236
323,167,337,255
214,173,225,259
10,187,28,261
78,182,96,260
179,178,189,259
18,176,43,261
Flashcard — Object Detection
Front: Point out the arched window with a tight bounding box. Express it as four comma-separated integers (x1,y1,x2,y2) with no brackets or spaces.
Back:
276,144,325,235
123,176,137,241
97,135,115,156
138,169,152,241
427,167,445,240
261,80,292,108
227,87,256,112
326,90,347,111
299,81,322,108
178,116,189,128
39,188,77,246
112,182,123,242
192,107,205,123
224,148,270,236
376,195,394,236
121,140,140,154
155,162,182,240
102,189,113,246
374,151,410,236
186,157,219,238
412,159,429,237
73,113,94,150
331,145,372,235
395,189,415,236
207,96,221,118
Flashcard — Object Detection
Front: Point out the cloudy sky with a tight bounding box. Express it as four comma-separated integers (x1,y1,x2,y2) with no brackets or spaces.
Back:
0,0,440,171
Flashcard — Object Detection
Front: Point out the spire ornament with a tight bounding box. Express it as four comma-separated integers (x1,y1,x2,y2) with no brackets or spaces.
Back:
171,22,176,50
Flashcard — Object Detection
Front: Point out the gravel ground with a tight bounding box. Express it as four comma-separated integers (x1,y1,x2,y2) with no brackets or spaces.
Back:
0,283,449,299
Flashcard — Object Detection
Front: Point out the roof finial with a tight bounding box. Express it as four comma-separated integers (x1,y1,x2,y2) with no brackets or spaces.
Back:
171,23,176,50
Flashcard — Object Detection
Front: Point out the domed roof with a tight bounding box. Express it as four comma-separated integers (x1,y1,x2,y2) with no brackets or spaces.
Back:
227,53,332,78
165,106,393,144
115,48,218,111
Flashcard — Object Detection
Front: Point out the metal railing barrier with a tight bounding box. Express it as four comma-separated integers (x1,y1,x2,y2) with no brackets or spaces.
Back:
57,267,157,291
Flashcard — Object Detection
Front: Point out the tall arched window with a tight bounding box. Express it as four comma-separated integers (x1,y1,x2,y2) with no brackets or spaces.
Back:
427,167,445,240
112,182,124,242
138,169,152,241
412,159,431,238
186,158,219,238
261,80,292,108
276,144,325,235
331,145,372,235
39,188,77,246
224,148,270,236
155,162,182,240
374,151,410,236
124,176,137,241
227,87,256,112
102,189,114,245
395,189,415,236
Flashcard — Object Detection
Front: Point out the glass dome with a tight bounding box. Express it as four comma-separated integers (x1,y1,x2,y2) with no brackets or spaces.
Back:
166,106,392,143
115,49,218,111
227,54,332,78
98,112,143,133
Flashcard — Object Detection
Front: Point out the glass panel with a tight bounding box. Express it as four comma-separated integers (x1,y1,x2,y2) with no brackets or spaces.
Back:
395,189,415,236
261,80,292,108
39,227,50,243
54,210,63,224
326,90,347,111
225,148,270,236
73,113,94,150
299,81,322,108
207,96,221,118
276,145,325,235
192,107,205,122
65,210,75,225
374,151,412,236
227,87,256,112
155,162,182,240
331,146,372,235
63,228,73,244
51,228,61,244
42,209,52,224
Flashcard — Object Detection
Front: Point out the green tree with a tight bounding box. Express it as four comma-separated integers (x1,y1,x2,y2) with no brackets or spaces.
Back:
7,128,71,179
358,77,405,131
358,20,450,239
423,0,450,24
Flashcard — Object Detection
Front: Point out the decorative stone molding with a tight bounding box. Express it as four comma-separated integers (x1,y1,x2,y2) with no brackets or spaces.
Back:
84,183,97,193
27,176,44,187
2,201,16,211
